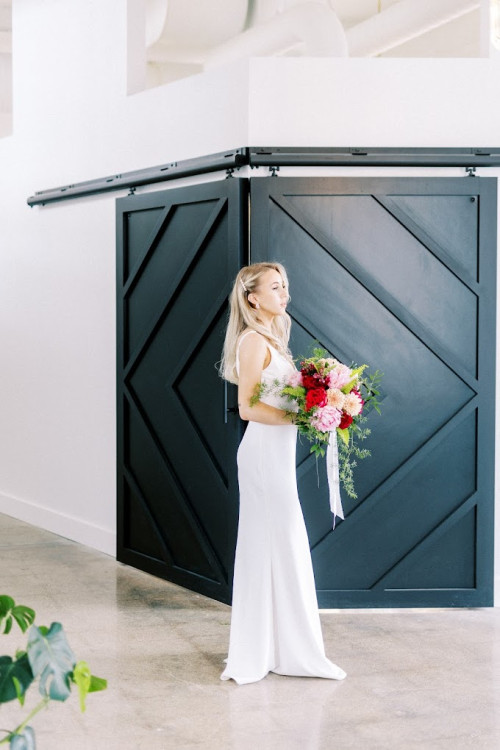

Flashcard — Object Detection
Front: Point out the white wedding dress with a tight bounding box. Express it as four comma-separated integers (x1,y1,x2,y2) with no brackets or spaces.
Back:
221,330,346,685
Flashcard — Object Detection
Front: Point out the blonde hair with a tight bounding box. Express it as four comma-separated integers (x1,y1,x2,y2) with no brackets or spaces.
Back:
220,262,292,384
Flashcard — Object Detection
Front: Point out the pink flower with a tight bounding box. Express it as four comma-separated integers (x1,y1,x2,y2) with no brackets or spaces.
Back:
327,364,352,389
343,391,364,417
310,406,342,432
287,370,303,387
327,388,345,409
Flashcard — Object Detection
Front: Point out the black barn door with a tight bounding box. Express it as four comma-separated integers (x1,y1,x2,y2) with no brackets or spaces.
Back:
251,176,496,608
116,179,246,603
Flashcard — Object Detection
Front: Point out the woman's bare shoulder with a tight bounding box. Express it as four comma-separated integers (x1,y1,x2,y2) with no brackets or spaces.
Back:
238,331,271,371
238,329,267,352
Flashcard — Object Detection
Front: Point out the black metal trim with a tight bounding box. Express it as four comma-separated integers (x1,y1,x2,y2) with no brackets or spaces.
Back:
27,146,500,206
249,146,500,167
27,148,249,206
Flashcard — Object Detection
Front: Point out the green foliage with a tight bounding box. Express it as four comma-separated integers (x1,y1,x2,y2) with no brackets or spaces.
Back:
9,728,35,750
303,347,331,364
0,598,107,749
72,660,91,713
27,623,76,702
337,428,349,446
72,661,107,713
338,415,372,499
359,368,384,415
282,385,306,400
0,654,33,704
341,364,367,394
0,597,35,636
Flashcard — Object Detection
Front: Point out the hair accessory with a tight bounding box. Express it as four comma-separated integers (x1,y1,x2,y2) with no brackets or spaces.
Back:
240,279,247,292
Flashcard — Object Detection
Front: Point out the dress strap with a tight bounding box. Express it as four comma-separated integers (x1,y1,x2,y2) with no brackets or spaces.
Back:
238,330,258,348
235,330,258,374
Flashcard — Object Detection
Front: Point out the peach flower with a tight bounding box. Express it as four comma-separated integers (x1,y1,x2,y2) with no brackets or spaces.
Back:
327,388,345,410
343,391,363,417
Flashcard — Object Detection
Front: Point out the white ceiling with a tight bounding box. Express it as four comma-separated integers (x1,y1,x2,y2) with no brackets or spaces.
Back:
0,0,485,58
330,0,402,30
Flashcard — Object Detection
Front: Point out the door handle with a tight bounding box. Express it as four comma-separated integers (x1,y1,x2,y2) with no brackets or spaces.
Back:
224,381,238,423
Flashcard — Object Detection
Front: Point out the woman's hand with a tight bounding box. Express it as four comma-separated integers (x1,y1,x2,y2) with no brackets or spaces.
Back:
237,332,293,426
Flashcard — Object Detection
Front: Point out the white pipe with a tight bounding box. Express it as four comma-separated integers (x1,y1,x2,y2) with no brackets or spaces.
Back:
145,0,168,48
346,0,481,57
204,2,347,69
146,0,248,50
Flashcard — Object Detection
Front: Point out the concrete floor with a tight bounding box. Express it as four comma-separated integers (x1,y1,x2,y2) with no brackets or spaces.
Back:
1,513,499,750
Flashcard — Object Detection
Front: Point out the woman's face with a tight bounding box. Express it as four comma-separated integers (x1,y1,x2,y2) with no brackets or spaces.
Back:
251,268,288,319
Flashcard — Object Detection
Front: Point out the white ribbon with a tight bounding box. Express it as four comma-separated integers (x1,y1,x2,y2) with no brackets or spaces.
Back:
326,431,344,528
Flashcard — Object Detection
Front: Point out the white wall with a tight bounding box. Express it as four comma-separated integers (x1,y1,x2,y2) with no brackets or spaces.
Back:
0,0,248,555
0,0,499,603
248,57,500,145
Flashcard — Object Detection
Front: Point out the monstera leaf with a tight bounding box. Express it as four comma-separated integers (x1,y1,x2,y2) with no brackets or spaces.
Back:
27,623,75,702
0,653,34,703
1,606,106,746
72,661,107,712
9,727,36,750
0,596,36,635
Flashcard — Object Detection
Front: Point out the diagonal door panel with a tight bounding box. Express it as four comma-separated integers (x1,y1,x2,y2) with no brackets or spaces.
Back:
382,194,479,281
126,198,226,361
123,206,165,282
251,176,496,608
117,179,246,604
122,476,171,563
124,204,173,294
127,214,236,541
276,193,478,374
274,211,475,506
124,396,222,583
379,507,477,591
174,309,231,487
312,410,477,590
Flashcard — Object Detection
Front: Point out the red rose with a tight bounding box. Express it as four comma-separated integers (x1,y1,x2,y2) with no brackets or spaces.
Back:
305,388,327,412
302,374,319,390
339,412,353,429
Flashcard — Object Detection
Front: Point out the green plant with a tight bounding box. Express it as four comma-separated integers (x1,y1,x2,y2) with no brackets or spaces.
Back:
0,595,107,749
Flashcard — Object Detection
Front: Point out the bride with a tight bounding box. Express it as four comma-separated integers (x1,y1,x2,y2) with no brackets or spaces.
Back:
219,261,346,685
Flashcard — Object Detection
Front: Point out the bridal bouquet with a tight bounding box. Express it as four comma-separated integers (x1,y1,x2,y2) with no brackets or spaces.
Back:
254,348,383,504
